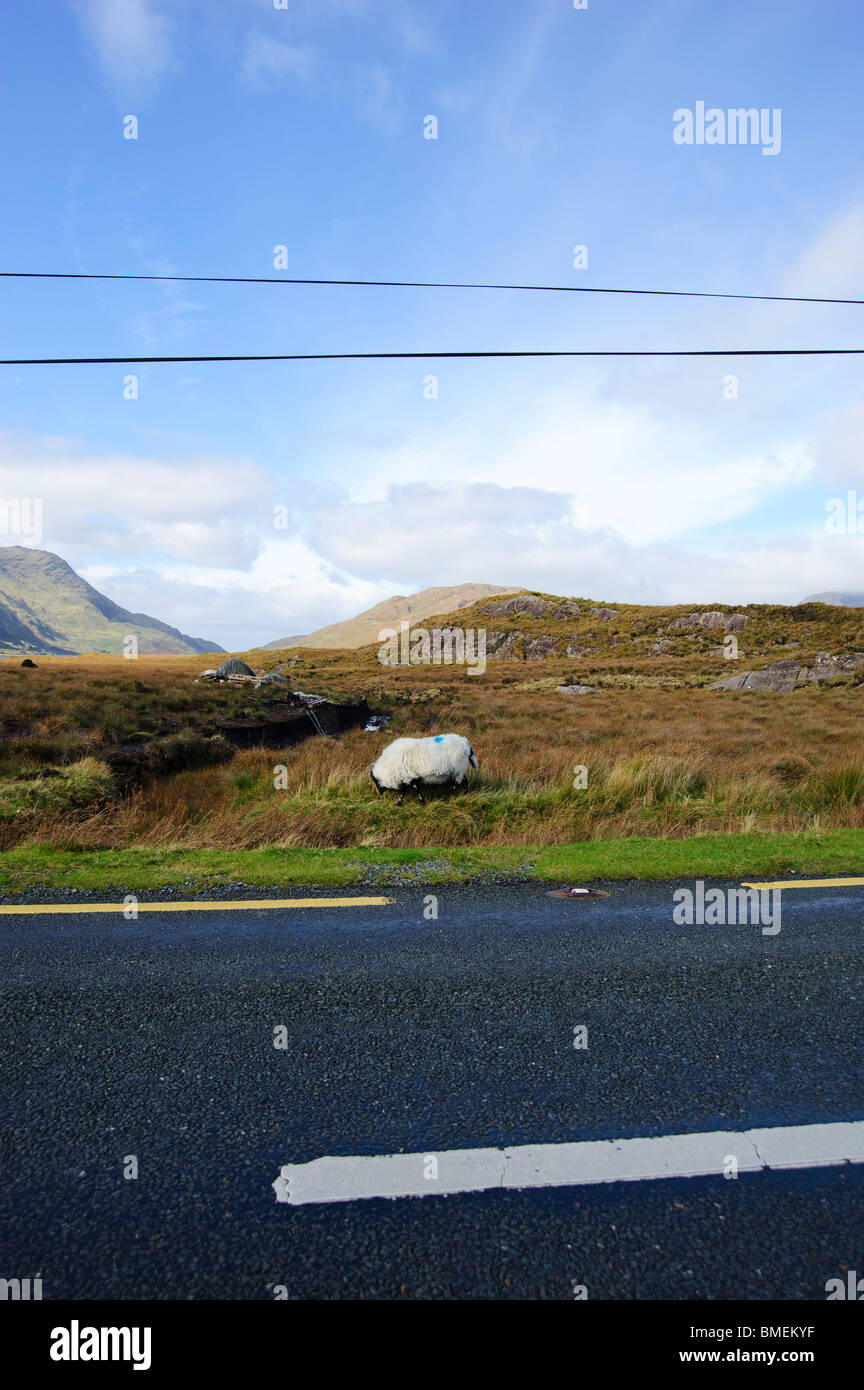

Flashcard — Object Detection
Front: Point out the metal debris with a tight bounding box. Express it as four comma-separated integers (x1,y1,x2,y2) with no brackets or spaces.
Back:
546,886,611,899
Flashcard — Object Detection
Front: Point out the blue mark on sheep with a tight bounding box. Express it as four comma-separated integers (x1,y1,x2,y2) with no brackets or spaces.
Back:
433,735,444,742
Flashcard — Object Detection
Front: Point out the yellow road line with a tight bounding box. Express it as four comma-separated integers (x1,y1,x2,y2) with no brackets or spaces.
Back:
741,877,864,891
0,896,392,915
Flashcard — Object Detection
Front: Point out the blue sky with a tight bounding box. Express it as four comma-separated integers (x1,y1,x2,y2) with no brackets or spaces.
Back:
1,0,863,648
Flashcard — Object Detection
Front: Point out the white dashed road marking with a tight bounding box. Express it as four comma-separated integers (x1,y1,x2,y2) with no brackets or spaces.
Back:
273,1120,864,1205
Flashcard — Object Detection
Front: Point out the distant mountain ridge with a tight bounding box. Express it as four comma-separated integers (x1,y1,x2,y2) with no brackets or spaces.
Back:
804,592,864,607
0,547,224,655
263,583,518,650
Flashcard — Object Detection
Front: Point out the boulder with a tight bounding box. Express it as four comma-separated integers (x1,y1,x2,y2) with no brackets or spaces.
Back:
557,683,601,694
590,607,617,622
724,613,750,633
711,660,801,692
566,641,596,657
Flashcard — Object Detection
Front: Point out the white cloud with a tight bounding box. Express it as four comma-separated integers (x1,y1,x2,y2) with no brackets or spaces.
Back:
86,538,394,649
0,431,276,568
300,476,847,607
73,0,177,92
817,397,864,485
782,205,864,297
341,388,817,546
240,31,316,89
86,506,864,650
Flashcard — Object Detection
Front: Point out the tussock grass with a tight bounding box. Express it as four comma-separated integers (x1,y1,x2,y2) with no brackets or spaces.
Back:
3,651,864,852
0,757,114,820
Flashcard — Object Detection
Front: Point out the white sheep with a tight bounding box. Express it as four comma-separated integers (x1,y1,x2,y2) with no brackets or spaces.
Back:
370,734,479,805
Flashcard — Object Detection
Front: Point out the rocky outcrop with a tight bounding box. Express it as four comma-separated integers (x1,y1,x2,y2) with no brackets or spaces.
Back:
806,653,864,680
525,635,560,660
668,610,750,634
711,653,864,691
697,611,728,630
566,641,596,657
711,661,801,692
590,607,617,622
485,630,525,660
484,596,583,621
557,683,601,694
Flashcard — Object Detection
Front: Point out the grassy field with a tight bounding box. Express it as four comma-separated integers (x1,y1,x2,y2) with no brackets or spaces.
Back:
0,829,862,892
2,592,864,886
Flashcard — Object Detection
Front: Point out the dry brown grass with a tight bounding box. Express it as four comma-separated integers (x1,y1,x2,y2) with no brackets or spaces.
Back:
4,649,864,849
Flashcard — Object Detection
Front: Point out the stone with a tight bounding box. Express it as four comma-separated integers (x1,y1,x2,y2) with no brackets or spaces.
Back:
485,596,557,619
804,653,864,681
525,635,560,660
697,611,726,629
711,660,801,692
485,630,524,660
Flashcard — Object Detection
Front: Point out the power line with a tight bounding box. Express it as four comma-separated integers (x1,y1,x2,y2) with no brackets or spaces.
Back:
2,348,863,365
1,269,862,307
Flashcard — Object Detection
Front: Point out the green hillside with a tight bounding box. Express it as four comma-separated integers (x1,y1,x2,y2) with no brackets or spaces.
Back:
0,547,224,656
405,589,864,670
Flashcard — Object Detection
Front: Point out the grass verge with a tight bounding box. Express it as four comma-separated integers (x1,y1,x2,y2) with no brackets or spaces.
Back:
0,828,862,892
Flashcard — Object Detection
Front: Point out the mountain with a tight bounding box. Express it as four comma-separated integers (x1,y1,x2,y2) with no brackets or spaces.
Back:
262,584,518,651
0,547,224,656
804,592,864,607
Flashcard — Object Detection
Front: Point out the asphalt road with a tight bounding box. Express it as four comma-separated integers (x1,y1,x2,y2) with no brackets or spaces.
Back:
1,880,862,1300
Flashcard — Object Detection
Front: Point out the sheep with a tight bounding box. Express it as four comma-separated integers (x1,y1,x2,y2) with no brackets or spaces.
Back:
370,734,478,805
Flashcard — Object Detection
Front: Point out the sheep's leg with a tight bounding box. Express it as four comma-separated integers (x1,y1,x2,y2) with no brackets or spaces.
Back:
397,787,405,806
412,779,425,804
